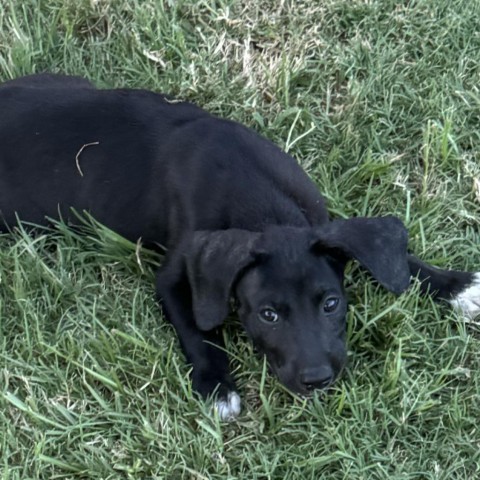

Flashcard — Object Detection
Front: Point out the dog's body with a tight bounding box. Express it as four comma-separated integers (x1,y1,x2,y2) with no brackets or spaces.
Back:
1,74,479,419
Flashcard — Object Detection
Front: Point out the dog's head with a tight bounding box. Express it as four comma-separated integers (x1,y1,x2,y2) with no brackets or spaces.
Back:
185,217,409,395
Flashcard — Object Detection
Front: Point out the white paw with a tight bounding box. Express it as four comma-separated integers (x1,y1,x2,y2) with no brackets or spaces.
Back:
214,391,241,421
449,272,480,321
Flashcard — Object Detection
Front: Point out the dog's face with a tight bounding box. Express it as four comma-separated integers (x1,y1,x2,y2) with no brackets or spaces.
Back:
187,217,410,395
234,230,348,394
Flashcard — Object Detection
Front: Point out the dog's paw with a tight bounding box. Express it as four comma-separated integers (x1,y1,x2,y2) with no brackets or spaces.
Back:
449,272,480,321
214,391,241,421
192,370,241,420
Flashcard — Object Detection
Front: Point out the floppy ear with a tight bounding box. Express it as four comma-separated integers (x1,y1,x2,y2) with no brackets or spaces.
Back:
185,230,260,331
313,216,410,294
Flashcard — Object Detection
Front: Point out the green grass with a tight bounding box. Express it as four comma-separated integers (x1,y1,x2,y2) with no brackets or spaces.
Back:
1,0,480,478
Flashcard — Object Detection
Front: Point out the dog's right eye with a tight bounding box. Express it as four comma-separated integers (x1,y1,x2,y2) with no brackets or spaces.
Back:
258,308,279,324
323,297,340,313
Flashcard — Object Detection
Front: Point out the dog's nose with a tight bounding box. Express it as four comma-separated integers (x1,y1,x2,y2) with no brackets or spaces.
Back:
300,367,334,391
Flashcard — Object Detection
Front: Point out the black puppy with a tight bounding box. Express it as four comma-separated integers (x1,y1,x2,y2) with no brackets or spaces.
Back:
1,74,478,420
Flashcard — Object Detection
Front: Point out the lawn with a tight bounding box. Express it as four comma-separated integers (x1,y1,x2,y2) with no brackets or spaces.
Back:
1,0,480,478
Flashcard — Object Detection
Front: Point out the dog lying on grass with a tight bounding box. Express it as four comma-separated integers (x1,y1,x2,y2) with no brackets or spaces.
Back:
1,74,478,420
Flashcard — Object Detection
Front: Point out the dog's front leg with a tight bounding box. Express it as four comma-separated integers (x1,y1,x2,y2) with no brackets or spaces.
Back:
155,258,241,420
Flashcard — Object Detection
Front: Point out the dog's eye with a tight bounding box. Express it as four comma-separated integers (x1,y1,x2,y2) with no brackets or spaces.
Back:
259,308,279,324
323,297,339,313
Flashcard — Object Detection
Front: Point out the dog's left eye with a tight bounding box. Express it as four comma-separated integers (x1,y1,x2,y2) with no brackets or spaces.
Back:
259,308,279,324
323,297,339,313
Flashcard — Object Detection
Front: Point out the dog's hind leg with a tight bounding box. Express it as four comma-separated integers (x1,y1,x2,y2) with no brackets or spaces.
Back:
155,257,241,421
408,254,480,320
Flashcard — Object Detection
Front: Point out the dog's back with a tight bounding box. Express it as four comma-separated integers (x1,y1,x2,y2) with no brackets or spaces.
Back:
0,76,328,244
0,73,95,90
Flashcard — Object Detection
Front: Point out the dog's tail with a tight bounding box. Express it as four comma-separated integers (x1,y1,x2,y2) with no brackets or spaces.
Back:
408,254,480,320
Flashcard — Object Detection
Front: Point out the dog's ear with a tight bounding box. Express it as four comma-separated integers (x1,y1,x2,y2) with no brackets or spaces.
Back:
312,216,410,294
185,230,260,331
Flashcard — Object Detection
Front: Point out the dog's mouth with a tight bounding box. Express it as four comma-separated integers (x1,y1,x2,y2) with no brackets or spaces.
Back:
267,362,327,397
256,346,343,396
266,356,344,396
278,376,332,397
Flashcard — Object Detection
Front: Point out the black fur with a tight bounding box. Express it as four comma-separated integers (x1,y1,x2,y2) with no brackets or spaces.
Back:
0,74,475,409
